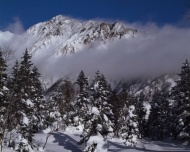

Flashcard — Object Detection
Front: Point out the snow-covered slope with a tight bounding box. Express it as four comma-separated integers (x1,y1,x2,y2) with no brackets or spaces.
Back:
26,15,137,55
0,15,137,56
3,128,190,152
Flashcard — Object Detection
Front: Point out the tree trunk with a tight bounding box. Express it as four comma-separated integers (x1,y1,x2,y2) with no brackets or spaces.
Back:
43,134,51,150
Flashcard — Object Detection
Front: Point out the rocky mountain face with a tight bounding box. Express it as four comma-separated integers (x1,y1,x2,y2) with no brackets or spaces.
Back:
0,15,137,57
26,15,137,55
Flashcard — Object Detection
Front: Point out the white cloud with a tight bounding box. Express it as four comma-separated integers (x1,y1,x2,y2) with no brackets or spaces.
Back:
1,18,190,82
35,23,190,81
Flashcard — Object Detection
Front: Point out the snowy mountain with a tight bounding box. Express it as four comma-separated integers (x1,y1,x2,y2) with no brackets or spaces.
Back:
0,15,179,91
0,15,137,57
0,15,139,88
26,15,137,55
0,15,137,56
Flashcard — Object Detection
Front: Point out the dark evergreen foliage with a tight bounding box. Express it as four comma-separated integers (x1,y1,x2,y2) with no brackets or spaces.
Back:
147,87,170,140
0,51,9,150
170,59,190,143
9,49,45,151
136,92,148,138
74,70,89,125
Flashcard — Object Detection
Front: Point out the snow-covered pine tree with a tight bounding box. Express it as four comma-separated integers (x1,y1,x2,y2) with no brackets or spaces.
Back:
91,72,114,137
76,70,88,93
171,59,190,143
119,104,139,146
136,92,148,139
0,51,9,151
109,90,120,137
110,87,130,138
46,91,64,130
16,50,36,151
147,87,170,140
118,92,139,146
74,70,89,126
30,66,46,132
13,49,45,151
6,60,21,146
79,71,114,152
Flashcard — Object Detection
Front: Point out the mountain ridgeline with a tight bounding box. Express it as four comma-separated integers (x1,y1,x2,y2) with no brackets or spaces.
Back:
0,15,137,56
27,15,137,55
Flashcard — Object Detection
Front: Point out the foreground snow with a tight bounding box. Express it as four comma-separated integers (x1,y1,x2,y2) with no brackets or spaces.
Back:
3,127,190,152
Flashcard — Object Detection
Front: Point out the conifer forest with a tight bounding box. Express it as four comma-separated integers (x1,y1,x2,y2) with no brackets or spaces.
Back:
1,48,190,152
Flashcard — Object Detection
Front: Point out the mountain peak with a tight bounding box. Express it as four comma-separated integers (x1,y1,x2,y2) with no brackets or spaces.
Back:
52,14,69,21
23,15,138,55
50,14,78,24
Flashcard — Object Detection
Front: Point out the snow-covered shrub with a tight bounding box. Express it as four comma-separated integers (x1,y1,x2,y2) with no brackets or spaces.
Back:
84,133,108,152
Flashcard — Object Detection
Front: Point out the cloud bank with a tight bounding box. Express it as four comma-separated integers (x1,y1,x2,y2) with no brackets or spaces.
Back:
33,24,190,81
1,19,190,82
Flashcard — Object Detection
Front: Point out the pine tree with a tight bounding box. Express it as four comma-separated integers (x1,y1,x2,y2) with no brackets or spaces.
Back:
16,50,35,151
76,70,88,93
79,71,114,152
136,92,148,138
13,49,45,151
30,66,46,132
46,91,65,130
115,90,139,147
74,70,89,126
0,51,9,151
171,59,190,143
91,73,114,137
120,105,139,146
110,87,130,138
147,87,170,140
109,90,120,137
6,60,22,146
